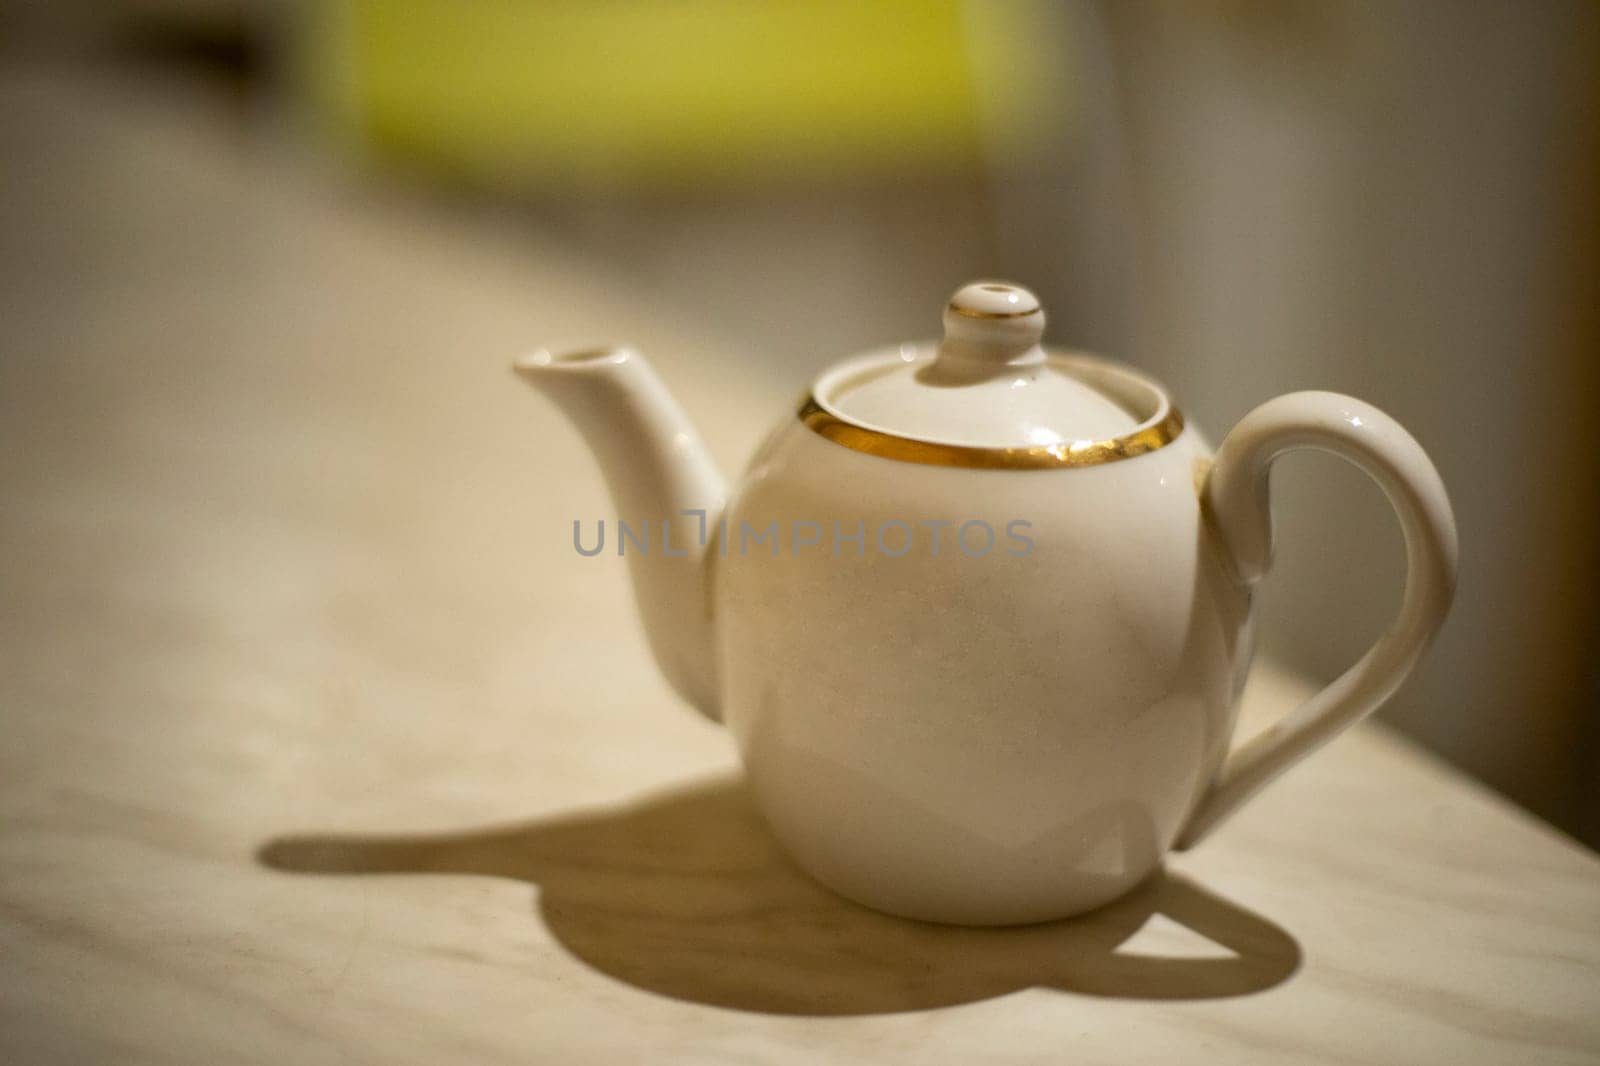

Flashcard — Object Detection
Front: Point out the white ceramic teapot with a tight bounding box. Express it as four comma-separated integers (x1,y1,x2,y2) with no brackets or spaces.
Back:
514,281,1457,926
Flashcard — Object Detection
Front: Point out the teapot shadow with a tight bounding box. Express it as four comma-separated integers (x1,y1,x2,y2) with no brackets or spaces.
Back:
258,774,1300,1015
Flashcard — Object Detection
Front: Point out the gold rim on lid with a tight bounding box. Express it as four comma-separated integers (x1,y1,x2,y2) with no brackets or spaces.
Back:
798,395,1184,470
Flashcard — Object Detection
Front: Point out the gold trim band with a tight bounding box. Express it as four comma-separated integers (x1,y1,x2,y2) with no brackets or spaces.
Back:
947,302,1040,320
798,396,1184,469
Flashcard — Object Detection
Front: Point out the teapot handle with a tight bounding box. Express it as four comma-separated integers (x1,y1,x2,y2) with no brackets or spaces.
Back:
1174,391,1457,849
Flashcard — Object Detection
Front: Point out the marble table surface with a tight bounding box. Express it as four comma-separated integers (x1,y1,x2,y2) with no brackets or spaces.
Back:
3,63,1599,1065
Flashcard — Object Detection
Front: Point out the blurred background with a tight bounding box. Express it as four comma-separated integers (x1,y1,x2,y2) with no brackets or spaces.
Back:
2,0,1597,844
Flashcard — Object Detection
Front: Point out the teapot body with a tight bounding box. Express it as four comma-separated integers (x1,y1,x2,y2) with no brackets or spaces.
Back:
717,353,1250,925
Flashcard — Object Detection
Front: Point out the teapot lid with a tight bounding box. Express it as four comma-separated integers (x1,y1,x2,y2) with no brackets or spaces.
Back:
821,282,1148,451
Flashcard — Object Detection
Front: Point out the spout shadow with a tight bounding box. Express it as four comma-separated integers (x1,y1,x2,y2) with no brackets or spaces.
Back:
258,774,1300,1015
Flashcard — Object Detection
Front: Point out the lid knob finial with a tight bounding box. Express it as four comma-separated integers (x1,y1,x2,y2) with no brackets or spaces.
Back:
930,281,1046,383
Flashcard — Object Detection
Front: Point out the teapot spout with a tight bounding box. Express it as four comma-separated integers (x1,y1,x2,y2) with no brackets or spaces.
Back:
513,347,725,720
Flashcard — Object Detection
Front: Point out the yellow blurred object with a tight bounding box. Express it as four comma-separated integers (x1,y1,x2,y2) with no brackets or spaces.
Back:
309,0,1059,188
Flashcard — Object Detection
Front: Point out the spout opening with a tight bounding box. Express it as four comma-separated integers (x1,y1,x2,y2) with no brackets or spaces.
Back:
513,345,634,377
